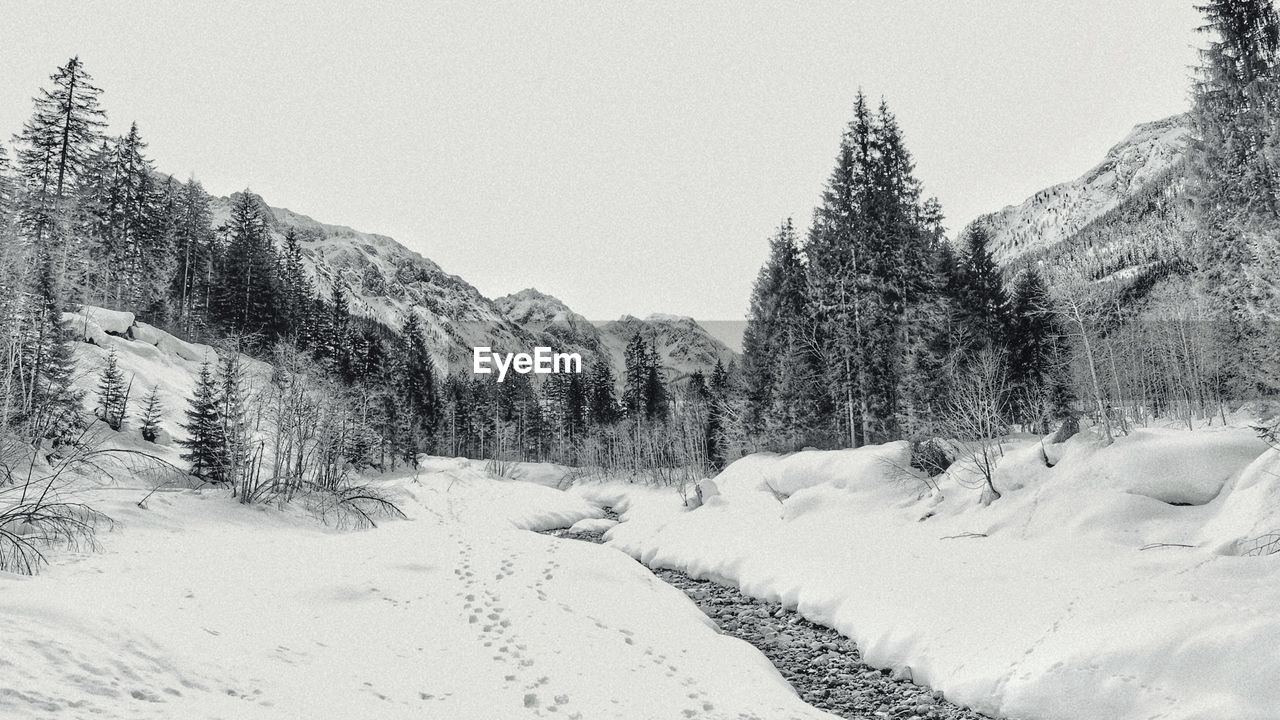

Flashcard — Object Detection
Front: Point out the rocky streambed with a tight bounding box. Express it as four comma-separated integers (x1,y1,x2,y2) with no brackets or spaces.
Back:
543,512,998,720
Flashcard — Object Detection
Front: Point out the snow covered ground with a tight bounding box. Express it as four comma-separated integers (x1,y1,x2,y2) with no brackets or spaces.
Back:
1,458,834,720
570,428,1280,720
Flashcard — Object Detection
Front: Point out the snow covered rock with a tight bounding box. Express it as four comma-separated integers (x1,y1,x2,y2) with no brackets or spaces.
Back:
70,306,135,335
567,517,618,534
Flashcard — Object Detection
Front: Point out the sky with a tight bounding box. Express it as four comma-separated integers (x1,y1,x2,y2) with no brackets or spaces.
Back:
2,1,1203,347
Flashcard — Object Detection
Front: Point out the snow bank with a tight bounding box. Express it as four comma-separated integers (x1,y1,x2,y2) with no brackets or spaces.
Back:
571,428,1279,720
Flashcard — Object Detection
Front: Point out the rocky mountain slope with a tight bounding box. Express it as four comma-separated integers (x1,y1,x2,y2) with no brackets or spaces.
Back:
209,194,537,372
971,114,1194,297
209,196,732,383
493,288,740,388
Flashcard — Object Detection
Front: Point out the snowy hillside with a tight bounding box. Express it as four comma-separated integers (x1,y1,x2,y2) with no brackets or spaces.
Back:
974,115,1191,272
495,288,741,387
208,193,536,372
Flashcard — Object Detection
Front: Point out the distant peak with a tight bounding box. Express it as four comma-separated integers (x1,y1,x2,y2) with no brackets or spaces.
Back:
645,312,694,323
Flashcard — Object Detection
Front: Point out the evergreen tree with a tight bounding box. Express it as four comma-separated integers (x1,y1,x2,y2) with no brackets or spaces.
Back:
954,224,1009,349
13,57,107,250
643,345,668,422
1006,267,1066,431
179,359,226,479
586,360,620,425
95,347,129,430
218,350,251,490
1189,0,1280,392
800,93,939,446
396,311,439,458
139,384,164,442
211,192,282,343
279,228,314,337
171,179,216,331
0,141,15,235
23,255,85,446
622,332,650,418
741,219,807,437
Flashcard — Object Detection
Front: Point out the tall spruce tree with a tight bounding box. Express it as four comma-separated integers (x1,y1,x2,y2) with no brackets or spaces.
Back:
212,192,282,343
741,219,807,438
1007,267,1068,431
800,93,940,446
954,224,1009,350
24,255,85,446
1189,0,1280,392
587,360,620,425
179,359,226,479
172,179,216,331
13,57,107,252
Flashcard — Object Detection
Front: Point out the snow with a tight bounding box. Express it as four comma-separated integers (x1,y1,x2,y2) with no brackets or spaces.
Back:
40,306,1280,718
569,427,1280,720
75,306,136,335
65,305,262,445
3,463,834,720
568,517,619,534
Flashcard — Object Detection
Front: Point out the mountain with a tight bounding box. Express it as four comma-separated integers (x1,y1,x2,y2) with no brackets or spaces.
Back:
493,288,740,387
208,193,536,372
207,195,734,385
596,313,739,387
971,115,1194,298
492,288,606,359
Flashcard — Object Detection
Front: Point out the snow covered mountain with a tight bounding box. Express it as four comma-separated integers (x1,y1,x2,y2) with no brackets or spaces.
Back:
971,114,1194,296
494,288,740,387
208,193,536,372
595,313,739,387
207,196,734,383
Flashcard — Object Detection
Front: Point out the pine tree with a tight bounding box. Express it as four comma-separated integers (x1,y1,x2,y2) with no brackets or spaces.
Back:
643,346,668,422
211,192,282,343
24,256,85,446
799,93,939,446
279,228,314,337
587,360,620,425
954,224,1009,349
95,347,129,430
741,219,807,438
0,141,15,235
101,123,169,310
179,359,226,479
13,57,107,250
396,311,439,458
1189,0,1280,392
1007,267,1066,432
622,332,650,418
139,384,164,442
171,179,216,331
218,350,251,490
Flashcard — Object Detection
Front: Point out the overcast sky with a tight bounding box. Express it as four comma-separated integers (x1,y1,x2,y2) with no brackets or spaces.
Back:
2,1,1203,342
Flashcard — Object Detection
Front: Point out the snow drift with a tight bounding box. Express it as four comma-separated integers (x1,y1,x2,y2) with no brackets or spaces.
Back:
573,426,1280,720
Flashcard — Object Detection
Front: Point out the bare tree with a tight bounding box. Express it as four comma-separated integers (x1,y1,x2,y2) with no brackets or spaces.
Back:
941,349,1009,505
